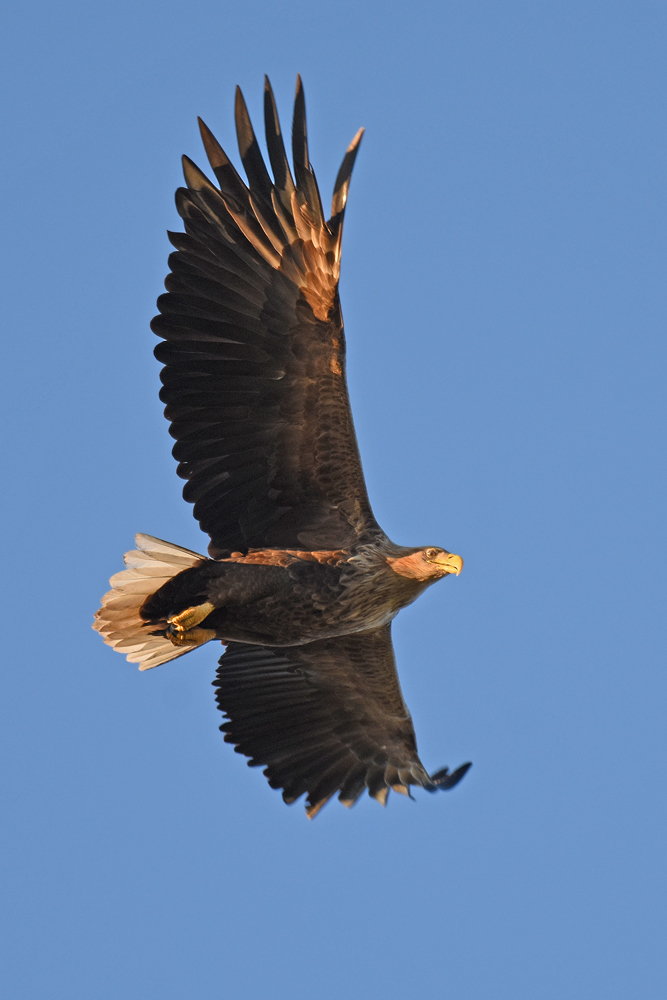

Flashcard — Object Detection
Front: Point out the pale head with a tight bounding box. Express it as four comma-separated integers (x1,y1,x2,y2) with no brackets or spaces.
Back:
387,547,464,582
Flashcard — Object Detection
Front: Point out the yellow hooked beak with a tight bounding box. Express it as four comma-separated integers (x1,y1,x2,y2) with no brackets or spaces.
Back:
431,552,463,576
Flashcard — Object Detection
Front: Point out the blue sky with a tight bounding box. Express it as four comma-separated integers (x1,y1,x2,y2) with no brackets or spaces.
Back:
2,1,666,997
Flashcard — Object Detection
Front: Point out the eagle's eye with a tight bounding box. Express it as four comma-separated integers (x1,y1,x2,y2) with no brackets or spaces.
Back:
425,548,439,559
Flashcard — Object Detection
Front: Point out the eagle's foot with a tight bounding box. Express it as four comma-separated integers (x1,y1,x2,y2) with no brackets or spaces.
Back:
167,601,215,632
166,625,217,648
166,601,216,647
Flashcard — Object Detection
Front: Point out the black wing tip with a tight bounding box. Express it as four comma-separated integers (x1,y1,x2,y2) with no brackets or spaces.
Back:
234,86,250,131
197,115,216,142
429,761,472,792
235,85,251,128
292,74,308,169
197,117,222,160
329,127,365,235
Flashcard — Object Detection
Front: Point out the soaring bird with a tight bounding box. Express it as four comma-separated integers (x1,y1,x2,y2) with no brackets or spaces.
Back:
94,77,471,817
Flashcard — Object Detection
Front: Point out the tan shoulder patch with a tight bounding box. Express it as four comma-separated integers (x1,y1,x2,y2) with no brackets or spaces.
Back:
224,548,348,567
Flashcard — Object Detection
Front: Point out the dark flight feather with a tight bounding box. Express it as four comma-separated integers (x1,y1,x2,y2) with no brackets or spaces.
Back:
234,86,275,202
153,76,377,558
291,74,309,170
263,77,296,205
214,626,460,815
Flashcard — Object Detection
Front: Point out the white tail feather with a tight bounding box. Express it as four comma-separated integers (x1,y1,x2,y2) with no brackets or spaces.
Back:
93,534,206,670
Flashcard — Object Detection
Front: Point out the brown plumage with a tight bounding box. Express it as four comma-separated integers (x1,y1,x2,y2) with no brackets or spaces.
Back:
94,77,471,816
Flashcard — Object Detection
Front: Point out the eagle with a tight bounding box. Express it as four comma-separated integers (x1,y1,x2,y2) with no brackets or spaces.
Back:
94,77,471,818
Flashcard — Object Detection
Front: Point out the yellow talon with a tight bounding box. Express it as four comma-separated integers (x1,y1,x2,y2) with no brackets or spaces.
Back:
166,625,217,648
167,601,215,632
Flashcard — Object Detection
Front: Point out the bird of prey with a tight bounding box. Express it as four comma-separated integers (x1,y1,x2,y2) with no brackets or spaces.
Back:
94,77,471,818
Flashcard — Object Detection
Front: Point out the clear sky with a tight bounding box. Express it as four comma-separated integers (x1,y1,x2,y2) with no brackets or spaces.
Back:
2,1,666,997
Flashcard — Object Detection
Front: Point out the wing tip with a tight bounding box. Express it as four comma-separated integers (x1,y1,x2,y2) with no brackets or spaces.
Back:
197,117,228,172
372,786,389,807
429,761,473,791
347,127,365,153
305,794,333,820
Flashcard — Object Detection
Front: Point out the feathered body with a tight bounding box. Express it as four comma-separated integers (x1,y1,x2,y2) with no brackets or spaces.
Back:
140,540,442,647
94,78,471,817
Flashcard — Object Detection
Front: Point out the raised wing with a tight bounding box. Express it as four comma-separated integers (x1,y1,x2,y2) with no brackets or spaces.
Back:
152,77,381,558
213,625,471,817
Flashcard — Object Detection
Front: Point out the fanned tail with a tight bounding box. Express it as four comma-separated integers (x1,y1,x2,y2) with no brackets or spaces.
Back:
93,534,205,670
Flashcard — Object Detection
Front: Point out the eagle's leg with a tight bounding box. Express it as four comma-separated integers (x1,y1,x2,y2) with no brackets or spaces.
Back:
166,625,217,649
167,601,215,632
166,601,216,647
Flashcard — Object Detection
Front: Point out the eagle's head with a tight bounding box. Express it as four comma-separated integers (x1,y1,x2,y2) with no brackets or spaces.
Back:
387,547,463,582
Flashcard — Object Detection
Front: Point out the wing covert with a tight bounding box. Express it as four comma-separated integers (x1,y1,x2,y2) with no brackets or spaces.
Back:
152,77,379,557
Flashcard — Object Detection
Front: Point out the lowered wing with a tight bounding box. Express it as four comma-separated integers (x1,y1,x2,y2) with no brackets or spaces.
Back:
214,625,471,817
152,77,381,558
